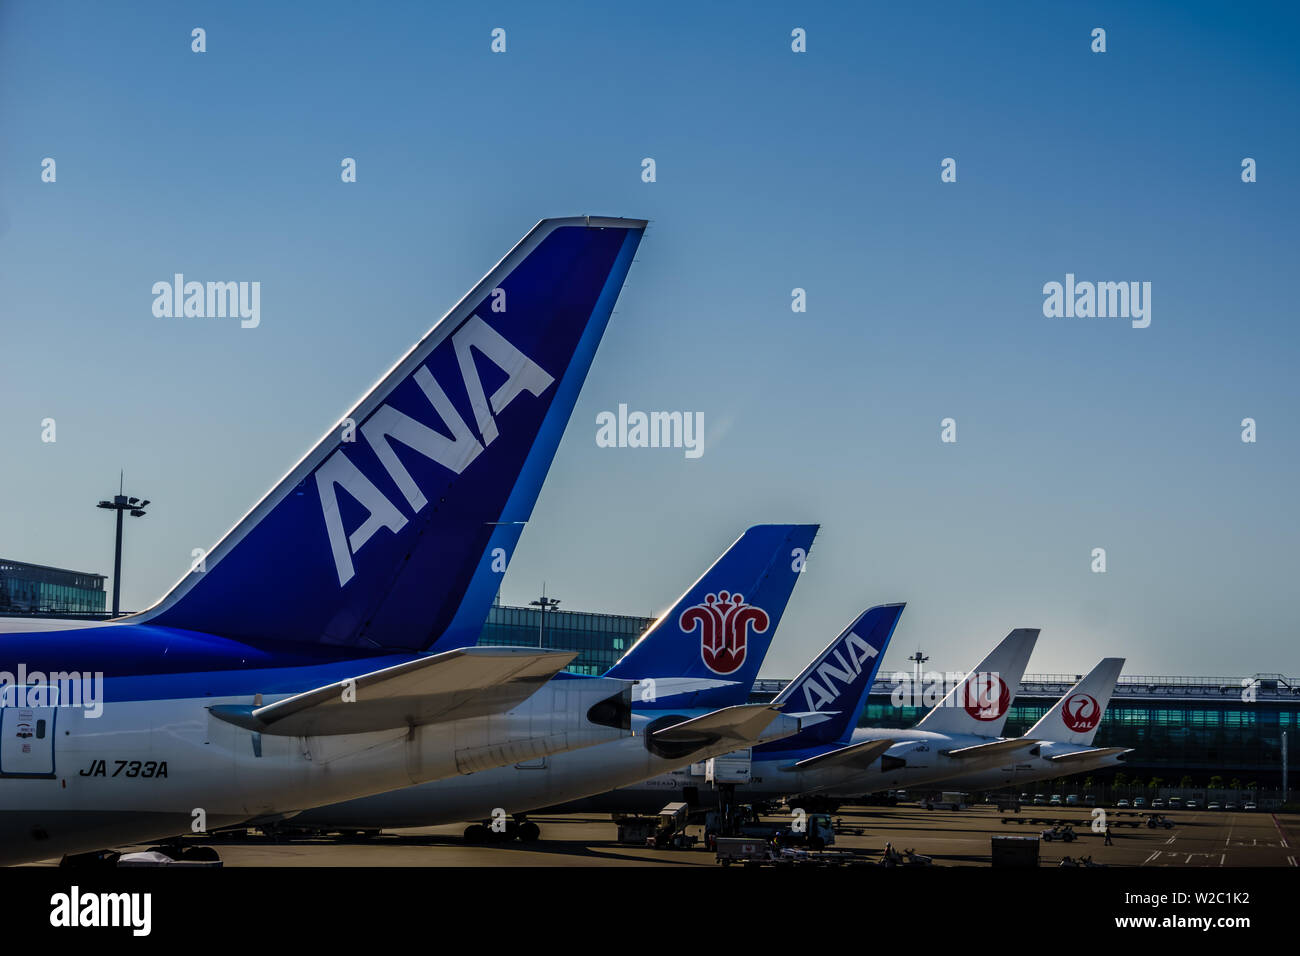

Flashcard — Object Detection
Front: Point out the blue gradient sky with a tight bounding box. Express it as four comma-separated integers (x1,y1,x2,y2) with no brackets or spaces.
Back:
2,1,1297,677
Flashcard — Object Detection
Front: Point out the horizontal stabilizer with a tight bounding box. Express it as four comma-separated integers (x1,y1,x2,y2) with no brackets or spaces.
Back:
634,677,738,701
209,646,576,736
945,737,1041,760
781,711,838,731
1048,746,1131,764
651,704,797,747
792,737,896,771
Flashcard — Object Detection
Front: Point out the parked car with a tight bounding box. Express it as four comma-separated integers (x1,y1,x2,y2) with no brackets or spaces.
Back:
1152,799,1166,809
1049,794,1063,806
1185,800,1199,809
1207,802,1223,810
1134,797,1147,808
1244,802,1258,811
1033,795,1047,806
1168,797,1183,808
1041,825,1077,843
1084,795,1097,806
1065,794,1080,806
1225,802,1239,811
1116,799,1131,808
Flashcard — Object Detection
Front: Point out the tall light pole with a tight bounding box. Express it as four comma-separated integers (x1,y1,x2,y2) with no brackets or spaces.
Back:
97,473,149,617
529,585,560,649
907,650,929,708
1284,730,1289,807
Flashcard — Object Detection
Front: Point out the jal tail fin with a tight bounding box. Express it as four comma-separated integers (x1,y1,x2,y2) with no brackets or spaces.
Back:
603,524,819,709
764,602,906,750
914,628,1038,737
137,217,646,653
1027,657,1124,746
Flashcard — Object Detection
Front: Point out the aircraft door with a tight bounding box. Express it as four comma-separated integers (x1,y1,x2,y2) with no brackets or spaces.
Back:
1,705,57,777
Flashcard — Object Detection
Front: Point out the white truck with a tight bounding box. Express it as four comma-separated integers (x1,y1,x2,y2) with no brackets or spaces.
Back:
922,791,968,810
704,749,753,785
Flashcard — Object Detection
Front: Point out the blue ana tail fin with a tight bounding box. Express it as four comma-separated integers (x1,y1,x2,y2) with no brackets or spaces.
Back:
764,603,905,750
139,218,645,653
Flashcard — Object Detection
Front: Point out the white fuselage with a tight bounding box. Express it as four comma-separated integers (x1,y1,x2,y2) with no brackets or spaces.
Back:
573,727,1033,814
809,728,1034,797
908,742,1127,793
288,708,800,830
0,678,627,865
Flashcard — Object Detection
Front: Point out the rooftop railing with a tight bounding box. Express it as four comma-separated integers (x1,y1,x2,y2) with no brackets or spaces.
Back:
751,672,1300,700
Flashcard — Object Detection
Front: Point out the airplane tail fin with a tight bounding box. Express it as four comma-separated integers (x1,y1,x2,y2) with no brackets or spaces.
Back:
764,603,906,749
136,218,645,654
603,524,818,710
1026,657,1124,746
914,628,1038,737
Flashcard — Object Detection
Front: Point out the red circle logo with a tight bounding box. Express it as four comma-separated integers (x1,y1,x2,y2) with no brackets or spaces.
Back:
1061,693,1100,733
962,674,1010,721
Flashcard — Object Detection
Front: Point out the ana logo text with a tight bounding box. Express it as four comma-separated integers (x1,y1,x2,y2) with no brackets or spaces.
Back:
317,315,553,586
798,631,881,711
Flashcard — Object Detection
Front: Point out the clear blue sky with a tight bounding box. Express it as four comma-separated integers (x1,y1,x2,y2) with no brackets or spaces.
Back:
2,1,1296,678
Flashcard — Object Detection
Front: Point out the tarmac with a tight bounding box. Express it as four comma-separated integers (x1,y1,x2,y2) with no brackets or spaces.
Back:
31,804,1298,867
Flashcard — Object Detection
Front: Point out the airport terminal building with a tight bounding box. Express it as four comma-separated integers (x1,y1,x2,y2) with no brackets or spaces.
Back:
751,675,1300,789
476,604,1298,789
0,558,106,616
991,674,1295,790
476,601,654,675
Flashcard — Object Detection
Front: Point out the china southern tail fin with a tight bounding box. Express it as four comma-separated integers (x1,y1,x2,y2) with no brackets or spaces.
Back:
1027,657,1124,746
914,628,1038,737
762,603,906,750
137,218,646,653
603,524,818,709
